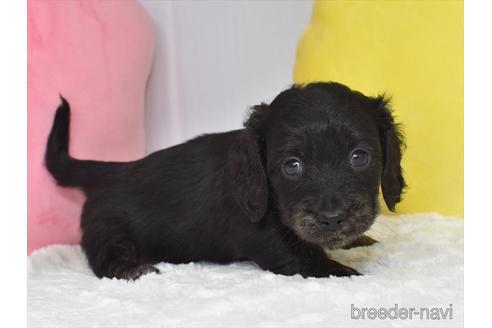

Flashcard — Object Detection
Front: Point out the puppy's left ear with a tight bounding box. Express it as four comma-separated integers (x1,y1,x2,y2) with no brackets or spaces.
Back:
373,96,406,211
228,128,268,222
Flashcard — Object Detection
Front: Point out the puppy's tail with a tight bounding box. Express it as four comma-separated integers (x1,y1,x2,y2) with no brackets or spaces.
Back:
45,96,122,191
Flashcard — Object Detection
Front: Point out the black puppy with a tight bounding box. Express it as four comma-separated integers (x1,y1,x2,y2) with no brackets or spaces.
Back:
45,82,405,280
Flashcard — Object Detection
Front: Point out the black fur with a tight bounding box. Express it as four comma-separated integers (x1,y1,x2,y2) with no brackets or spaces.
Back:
45,82,405,280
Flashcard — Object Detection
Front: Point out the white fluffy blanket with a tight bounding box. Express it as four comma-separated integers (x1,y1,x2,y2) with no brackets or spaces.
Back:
28,213,463,327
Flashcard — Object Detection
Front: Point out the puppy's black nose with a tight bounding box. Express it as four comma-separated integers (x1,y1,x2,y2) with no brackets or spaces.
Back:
317,209,346,226
316,196,346,226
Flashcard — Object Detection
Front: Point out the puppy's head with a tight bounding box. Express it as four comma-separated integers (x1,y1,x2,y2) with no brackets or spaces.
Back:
230,82,405,249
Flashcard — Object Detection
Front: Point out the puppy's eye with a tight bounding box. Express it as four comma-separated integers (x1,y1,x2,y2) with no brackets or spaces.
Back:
350,149,370,169
282,158,303,176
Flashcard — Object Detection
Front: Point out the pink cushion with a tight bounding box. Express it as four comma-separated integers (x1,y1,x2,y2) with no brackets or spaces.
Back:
28,0,155,254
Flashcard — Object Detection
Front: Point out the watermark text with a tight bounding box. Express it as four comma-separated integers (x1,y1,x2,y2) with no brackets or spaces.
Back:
351,304,453,320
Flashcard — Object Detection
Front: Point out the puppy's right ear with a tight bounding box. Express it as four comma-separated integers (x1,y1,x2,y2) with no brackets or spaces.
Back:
228,104,270,222
244,103,270,136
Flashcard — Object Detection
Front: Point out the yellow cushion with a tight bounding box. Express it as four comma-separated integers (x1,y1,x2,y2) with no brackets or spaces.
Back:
294,0,463,216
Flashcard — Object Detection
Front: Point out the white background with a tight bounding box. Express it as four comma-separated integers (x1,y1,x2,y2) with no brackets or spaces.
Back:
139,0,312,153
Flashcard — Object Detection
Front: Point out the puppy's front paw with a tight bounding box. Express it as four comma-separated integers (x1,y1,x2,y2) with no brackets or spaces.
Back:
328,264,361,277
306,259,362,278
